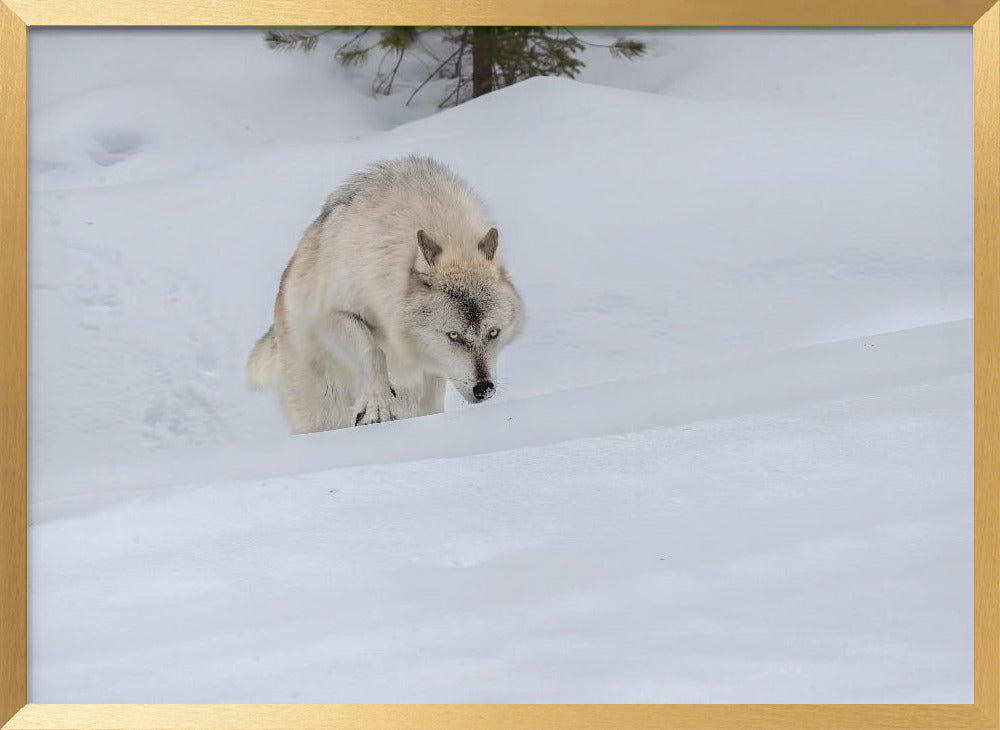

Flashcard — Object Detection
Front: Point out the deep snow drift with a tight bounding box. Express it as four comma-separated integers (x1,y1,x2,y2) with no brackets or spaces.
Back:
27,28,972,702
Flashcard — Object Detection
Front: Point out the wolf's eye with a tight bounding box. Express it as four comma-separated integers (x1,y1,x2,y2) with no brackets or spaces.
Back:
488,328,500,339
447,331,462,342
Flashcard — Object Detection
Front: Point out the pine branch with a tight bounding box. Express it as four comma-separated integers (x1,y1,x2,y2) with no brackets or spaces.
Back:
264,29,330,53
558,27,647,61
406,46,463,105
335,27,372,54
609,37,647,60
378,26,417,52
265,28,340,53
379,45,408,95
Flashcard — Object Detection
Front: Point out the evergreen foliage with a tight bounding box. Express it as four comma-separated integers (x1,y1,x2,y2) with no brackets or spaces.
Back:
265,26,647,107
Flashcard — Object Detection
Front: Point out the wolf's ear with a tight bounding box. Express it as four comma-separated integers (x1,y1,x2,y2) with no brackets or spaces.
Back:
417,230,442,267
478,227,499,261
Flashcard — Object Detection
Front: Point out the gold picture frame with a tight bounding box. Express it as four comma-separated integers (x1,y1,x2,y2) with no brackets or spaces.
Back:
2,1,997,728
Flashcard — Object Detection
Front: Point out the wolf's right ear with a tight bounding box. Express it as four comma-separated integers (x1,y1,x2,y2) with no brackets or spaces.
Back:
417,230,442,267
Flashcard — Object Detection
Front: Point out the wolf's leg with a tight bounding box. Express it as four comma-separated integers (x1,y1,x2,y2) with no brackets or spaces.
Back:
420,374,446,415
319,311,398,426
273,346,345,433
376,370,441,420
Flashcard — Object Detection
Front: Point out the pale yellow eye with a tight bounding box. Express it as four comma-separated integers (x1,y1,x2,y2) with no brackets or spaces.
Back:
488,328,500,339
447,331,461,342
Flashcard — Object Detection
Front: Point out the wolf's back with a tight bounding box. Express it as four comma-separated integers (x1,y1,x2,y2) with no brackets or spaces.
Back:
246,325,277,390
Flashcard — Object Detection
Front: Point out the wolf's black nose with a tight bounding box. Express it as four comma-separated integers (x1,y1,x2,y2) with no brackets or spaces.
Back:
473,380,495,401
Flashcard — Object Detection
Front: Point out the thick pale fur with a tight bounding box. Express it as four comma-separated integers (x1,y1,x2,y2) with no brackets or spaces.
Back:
247,155,524,434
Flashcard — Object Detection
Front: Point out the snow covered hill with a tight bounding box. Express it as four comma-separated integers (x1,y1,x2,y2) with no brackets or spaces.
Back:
27,28,972,702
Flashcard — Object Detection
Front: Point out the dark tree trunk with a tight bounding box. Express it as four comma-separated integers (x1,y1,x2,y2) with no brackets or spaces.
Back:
471,26,494,97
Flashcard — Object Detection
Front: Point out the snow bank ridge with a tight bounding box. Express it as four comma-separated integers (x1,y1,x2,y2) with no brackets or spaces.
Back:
33,318,971,524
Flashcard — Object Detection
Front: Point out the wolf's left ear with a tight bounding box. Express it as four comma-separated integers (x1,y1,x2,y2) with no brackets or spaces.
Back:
478,228,499,261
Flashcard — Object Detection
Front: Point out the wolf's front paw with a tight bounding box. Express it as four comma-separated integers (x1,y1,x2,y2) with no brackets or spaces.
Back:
354,389,397,427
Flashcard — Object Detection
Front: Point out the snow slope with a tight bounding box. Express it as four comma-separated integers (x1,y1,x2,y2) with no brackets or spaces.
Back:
27,28,972,702
32,373,972,703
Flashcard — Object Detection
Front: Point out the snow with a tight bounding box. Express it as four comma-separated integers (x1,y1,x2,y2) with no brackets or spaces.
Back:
27,27,972,702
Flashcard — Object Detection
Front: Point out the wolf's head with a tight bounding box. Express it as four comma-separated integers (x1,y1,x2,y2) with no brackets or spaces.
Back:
403,227,524,404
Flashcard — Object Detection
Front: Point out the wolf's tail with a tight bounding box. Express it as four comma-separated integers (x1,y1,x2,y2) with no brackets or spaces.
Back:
246,325,278,390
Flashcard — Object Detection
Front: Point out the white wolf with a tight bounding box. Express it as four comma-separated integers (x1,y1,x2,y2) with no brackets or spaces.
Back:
247,155,525,434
